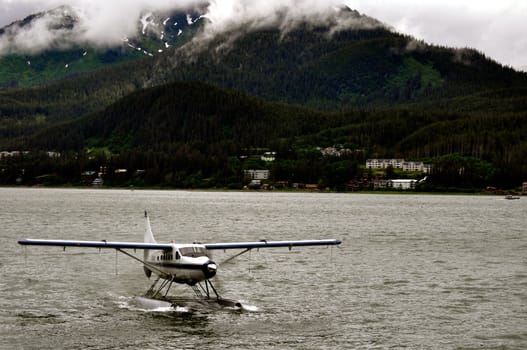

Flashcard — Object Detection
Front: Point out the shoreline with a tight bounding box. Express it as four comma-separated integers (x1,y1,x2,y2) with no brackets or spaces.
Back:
0,184,521,196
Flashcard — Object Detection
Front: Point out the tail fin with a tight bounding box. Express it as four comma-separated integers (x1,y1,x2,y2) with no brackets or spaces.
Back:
144,210,156,244
143,211,155,278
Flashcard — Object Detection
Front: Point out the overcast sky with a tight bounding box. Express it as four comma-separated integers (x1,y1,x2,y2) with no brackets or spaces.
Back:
0,0,525,69
344,0,527,69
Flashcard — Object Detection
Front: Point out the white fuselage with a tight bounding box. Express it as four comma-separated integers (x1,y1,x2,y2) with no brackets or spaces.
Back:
146,244,217,285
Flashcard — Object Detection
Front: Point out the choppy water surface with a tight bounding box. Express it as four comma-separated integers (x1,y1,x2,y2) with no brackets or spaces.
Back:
0,188,525,349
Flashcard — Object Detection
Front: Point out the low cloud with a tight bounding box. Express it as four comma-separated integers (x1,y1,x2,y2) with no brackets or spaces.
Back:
3,0,524,70
0,0,206,55
203,0,373,34
0,0,382,56
343,0,527,69
0,6,78,55
192,0,383,56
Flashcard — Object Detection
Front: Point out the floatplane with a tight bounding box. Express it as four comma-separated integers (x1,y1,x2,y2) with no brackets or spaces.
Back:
18,212,341,310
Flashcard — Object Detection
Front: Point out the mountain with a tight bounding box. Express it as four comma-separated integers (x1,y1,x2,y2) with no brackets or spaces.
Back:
152,24,525,109
1,5,525,116
0,5,526,190
0,5,206,88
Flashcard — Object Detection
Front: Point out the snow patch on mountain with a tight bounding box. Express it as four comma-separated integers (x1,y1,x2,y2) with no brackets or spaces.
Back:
140,12,154,35
0,1,382,58
0,3,205,56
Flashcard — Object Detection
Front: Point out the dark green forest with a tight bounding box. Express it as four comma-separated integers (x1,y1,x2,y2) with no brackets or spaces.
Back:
1,81,525,191
0,8,526,192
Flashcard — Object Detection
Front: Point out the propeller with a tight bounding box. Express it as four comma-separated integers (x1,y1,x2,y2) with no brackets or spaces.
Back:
206,247,253,293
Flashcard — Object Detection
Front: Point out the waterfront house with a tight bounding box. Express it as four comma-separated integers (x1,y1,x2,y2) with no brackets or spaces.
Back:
388,179,417,190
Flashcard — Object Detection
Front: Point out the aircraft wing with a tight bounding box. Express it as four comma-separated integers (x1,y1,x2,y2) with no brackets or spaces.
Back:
18,239,173,250
204,239,341,250
18,238,341,250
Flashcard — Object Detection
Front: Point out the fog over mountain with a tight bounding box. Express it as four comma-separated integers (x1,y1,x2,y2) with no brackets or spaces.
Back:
0,0,525,69
346,0,527,70
0,0,208,54
0,0,357,55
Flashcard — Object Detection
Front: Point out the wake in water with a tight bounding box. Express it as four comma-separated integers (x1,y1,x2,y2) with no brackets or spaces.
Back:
237,302,259,312
113,294,258,313
114,295,190,313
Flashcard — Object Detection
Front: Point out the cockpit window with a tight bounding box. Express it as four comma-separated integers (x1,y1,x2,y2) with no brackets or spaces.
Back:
179,246,208,258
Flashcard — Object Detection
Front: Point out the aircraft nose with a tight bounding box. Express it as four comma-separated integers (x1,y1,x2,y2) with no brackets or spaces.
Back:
203,261,217,279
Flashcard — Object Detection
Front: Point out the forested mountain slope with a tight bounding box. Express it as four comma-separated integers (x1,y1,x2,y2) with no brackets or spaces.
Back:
10,81,525,189
1,5,525,135
0,6,526,190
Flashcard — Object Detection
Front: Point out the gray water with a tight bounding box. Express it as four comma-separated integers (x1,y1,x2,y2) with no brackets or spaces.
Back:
0,188,525,349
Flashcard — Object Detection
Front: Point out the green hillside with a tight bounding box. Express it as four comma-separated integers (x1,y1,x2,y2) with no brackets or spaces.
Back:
152,23,526,109
0,8,204,88
0,7,526,191
1,81,524,190
2,18,526,142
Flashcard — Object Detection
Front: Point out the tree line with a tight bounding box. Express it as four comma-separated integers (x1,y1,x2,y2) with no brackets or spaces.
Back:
1,81,525,191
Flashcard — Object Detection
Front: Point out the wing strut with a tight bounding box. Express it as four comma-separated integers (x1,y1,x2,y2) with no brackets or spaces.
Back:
220,248,252,265
115,248,167,277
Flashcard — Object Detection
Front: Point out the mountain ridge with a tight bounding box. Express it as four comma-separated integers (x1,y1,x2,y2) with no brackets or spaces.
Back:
0,5,206,88
0,5,526,190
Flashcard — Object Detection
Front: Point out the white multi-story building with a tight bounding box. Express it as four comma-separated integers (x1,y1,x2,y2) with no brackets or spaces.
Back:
366,159,404,169
244,170,270,180
0,151,29,158
367,159,431,173
261,152,276,162
402,161,423,172
388,179,418,190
